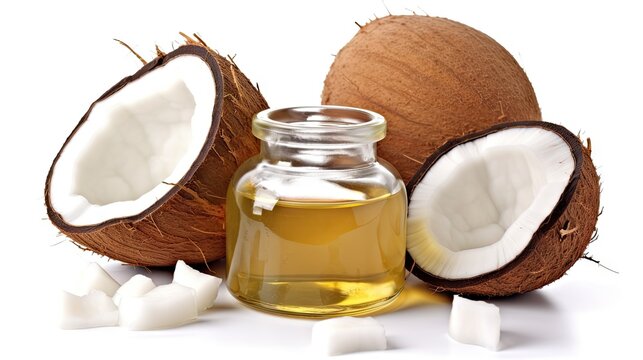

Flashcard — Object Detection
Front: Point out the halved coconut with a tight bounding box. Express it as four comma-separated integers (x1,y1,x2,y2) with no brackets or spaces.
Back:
45,38,268,266
406,121,600,297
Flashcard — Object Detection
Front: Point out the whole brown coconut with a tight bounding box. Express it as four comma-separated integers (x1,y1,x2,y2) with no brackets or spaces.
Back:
322,15,542,182
45,35,268,266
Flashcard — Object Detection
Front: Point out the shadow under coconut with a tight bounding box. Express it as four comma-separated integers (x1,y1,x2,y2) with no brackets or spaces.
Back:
124,318,215,337
104,262,174,285
104,257,228,285
493,291,573,354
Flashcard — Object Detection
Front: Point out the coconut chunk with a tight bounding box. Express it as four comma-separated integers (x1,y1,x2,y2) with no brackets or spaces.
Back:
70,262,120,297
311,317,387,356
172,260,222,311
60,290,119,329
448,295,500,350
119,283,197,330
112,274,156,306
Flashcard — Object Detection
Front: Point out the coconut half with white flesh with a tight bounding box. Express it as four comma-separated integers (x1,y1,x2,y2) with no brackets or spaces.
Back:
406,121,600,297
45,38,268,266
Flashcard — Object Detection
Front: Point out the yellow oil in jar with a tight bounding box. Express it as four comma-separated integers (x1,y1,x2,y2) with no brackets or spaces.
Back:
226,184,406,317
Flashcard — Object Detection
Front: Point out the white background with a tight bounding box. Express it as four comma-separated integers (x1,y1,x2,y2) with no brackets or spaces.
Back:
1,0,640,359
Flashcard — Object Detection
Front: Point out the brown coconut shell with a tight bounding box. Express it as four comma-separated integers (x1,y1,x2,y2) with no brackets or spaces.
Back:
45,38,268,266
405,121,600,297
322,15,542,183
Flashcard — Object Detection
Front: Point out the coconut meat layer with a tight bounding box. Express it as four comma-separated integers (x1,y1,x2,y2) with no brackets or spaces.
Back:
49,55,216,226
407,127,575,279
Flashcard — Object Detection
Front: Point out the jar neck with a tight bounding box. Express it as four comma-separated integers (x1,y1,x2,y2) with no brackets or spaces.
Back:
253,106,386,169
260,141,377,169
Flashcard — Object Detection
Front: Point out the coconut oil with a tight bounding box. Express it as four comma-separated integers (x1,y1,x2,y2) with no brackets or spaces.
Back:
226,183,406,316
225,106,407,317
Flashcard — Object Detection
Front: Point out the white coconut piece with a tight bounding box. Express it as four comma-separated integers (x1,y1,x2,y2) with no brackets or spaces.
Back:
119,283,197,330
59,290,119,329
112,274,156,306
448,295,500,350
172,260,222,312
70,262,120,296
311,317,387,356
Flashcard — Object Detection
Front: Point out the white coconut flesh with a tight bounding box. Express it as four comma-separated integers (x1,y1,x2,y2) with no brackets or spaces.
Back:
408,127,575,279
49,55,216,226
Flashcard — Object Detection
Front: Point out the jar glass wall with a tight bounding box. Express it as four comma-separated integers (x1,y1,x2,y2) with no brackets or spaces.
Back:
226,106,407,317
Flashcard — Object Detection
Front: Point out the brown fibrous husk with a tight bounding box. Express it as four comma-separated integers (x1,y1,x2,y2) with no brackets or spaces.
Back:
322,15,542,182
45,35,268,267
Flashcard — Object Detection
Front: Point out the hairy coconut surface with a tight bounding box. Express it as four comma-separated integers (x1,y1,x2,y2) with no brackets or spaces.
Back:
322,15,542,182
406,122,600,297
45,37,268,266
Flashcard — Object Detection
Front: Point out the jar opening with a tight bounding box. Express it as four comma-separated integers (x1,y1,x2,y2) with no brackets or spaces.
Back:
252,106,386,145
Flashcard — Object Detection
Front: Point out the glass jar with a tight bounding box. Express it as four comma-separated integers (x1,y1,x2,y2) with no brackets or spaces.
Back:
225,106,406,317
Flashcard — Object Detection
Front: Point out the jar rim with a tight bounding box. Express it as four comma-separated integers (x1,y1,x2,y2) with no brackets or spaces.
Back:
252,106,386,145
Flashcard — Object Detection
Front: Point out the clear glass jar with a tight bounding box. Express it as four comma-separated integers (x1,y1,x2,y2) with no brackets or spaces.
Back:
226,106,406,317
